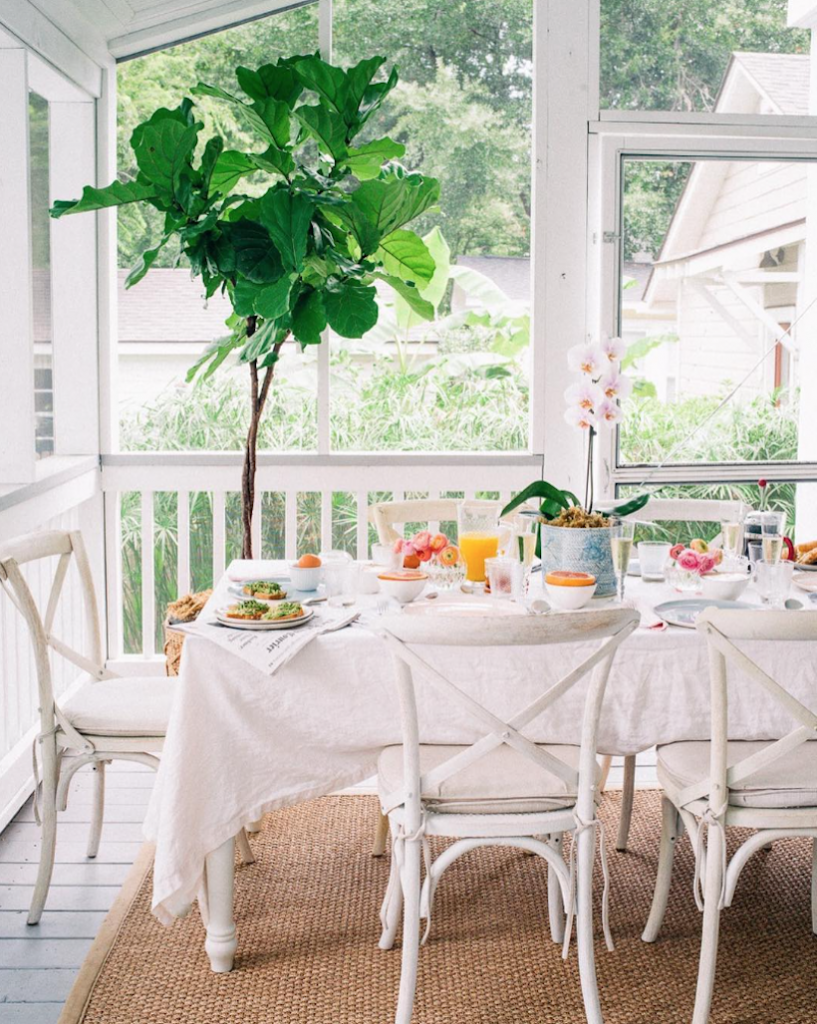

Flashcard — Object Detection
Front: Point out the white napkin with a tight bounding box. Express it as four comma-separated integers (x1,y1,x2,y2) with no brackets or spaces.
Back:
622,598,667,631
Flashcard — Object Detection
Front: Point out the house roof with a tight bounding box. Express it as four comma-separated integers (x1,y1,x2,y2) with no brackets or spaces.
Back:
118,269,233,343
455,256,530,304
726,52,811,116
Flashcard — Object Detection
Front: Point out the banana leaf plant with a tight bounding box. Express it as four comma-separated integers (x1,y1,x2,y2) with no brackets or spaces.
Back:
500,481,649,557
51,54,439,558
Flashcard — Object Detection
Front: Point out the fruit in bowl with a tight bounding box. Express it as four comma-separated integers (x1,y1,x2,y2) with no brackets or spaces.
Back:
290,553,322,591
377,570,428,604
544,570,597,609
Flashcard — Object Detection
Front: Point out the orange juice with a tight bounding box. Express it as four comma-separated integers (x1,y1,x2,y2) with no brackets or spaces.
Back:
459,531,499,582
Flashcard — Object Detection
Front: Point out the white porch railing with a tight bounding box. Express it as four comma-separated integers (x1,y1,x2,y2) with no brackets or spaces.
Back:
100,453,542,660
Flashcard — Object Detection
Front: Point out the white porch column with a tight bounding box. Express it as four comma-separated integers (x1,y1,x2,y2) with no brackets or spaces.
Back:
789,3,817,539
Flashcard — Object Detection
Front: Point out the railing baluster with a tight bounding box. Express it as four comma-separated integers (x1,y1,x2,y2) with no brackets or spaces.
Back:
104,490,123,661
428,489,440,536
212,491,226,583
251,492,262,560
177,490,190,598
141,490,155,658
321,489,332,554
285,491,297,561
356,491,368,561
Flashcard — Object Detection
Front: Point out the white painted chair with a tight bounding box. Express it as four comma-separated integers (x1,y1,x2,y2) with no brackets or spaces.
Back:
642,608,817,1024
0,528,254,925
377,606,639,1024
596,496,750,852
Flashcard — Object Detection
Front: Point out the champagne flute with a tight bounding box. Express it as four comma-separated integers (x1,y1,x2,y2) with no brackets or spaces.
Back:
720,519,744,569
760,511,785,565
610,517,635,604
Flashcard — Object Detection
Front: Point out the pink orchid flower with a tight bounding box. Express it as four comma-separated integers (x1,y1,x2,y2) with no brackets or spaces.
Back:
595,398,622,425
600,334,626,363
564,405,597,431
565,381,604,411
567,343,604,377
599,368,633,400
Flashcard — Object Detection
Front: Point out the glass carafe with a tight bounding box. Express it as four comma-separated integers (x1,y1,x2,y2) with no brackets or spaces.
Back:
457,501,512,583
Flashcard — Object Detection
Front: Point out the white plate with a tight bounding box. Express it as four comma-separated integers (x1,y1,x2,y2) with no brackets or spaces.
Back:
214,606,314,630
654,599,753,629
793,572,817,593
401,598,526,618
793,561,817,572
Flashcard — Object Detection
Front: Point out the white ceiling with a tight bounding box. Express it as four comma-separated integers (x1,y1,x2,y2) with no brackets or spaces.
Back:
29,0,311,61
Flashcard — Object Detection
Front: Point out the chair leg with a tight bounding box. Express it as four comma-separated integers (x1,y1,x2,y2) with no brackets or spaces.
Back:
394,839,422,1024
616,754,637,852
28,736,59,925
380,854,402,951
575,822,604,1024
597,755,613,793
236,829,255,865
692,823,725,1024
372,811,390,857
642,796,678,943
86,761,106,859
811,838,817,936
245,818,263,833
547,832,565,944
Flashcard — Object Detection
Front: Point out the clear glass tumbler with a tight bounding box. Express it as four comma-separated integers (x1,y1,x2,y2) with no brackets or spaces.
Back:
637,541,671,582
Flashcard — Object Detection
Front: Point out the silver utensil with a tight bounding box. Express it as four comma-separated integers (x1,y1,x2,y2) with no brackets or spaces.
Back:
784,597,804,611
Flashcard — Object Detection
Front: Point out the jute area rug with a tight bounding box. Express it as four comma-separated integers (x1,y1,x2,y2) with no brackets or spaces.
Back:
60,792,816,1024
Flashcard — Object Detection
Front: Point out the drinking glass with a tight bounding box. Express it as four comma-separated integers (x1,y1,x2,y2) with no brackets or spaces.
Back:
760,511,786,565
457,501,511,584
720,519,744,569
501,511,537,595
753,559,794,608
637,541,671,582
609,518,635,603
484,556,517,598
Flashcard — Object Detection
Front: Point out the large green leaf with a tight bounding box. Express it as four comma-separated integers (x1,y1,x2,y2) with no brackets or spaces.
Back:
210,151,257,194
342,137,404,180
231,279,263,317
236,63,302,107
448,263,509,309
254,275,294,320
357,66,399,129
192,81,282,145
376,229,434,285
223,220,284,283
324,280,379,338
293,57,348,116
501,481,571,519
260,188,314,273
50,179,158,218
294,104,347,161
186,332,243,382
254,144,296,179
290,288,327,346
199,136,224,197
343,56,387,124
253,97,292,149
373,273,435,321
343,173,440,254
131,111,201,198
599,493,651,518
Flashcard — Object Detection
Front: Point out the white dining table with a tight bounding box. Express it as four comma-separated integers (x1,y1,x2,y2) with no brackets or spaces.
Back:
142,563,817,972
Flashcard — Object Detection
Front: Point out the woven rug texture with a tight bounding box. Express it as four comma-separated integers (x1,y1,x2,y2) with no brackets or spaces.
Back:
72,791,816,1024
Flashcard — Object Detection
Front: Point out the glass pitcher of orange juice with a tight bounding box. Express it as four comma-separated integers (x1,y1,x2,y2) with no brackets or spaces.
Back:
457,501,512,583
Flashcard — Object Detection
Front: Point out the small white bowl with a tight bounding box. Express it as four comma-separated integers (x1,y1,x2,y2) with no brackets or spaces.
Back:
700,571,750,602
377,572,428,604
289,564,322,592
545,581,597,610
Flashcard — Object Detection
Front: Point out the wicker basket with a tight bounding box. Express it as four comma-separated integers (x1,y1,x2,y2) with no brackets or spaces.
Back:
163,590,212,677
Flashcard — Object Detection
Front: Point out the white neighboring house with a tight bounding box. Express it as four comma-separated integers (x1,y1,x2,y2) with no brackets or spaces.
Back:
628,52,810,404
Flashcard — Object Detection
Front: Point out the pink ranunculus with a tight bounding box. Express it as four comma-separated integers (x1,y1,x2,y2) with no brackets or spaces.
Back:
676,549,701,572
698,554,716,575
413,530,432,552
430,532,448,552
669,543,685,561
402,541,417,556
417,547,433,562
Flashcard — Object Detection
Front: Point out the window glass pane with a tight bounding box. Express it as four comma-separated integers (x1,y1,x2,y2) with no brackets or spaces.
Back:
600,0,810,114
116,6,319,451
330,0,532,452
29,91,54,459
618,156,810,467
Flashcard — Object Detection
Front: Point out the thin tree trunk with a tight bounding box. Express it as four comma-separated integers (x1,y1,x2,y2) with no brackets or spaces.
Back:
241,322,288,559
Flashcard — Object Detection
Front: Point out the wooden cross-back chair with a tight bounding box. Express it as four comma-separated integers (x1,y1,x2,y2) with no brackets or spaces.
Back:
596,496,751,853
0,528,254,925
369,497,502,546
642,608,817,1024
377,607,639,1024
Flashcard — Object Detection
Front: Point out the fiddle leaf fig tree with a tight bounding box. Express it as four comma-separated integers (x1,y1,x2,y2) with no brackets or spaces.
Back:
51,54,439,557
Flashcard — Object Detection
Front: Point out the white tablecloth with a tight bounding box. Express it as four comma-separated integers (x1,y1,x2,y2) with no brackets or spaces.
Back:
144,568,817,925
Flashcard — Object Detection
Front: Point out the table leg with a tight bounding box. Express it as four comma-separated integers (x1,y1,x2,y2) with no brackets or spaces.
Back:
204,838,237,973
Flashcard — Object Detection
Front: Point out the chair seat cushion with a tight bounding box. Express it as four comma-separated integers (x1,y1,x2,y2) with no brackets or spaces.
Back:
62,677,175,737
657,740,817,809
378,743,591,815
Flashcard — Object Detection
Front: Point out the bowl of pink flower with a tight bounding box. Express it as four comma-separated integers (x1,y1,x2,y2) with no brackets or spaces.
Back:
666,541,721,594
393,531,465,591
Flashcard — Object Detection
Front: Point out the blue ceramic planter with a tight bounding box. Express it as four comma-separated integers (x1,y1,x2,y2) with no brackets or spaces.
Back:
539,523,616,597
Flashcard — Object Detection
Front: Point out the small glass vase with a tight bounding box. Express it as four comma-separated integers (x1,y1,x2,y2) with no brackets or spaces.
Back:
426,557,466,592
666,564,702,594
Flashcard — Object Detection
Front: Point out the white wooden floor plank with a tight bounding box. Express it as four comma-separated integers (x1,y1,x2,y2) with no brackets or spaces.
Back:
0,1004,63,1023
0,886,120,913
0,913,107,939
0,863,134,887
0,939,93,969
4,822,145,844
0,841,145,864
0,968,76,1002
15,803,148,824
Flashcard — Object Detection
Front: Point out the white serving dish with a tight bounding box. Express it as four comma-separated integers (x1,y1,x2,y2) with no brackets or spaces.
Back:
288,564,322,591
544,580,597,610
214,606,314,630
377,572,428,604
700,571,750,602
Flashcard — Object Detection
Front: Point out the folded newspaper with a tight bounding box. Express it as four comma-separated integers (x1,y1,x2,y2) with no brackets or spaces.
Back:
172,603,360,676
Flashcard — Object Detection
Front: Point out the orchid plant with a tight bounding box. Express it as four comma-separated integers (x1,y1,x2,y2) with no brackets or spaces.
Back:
564,334,633,511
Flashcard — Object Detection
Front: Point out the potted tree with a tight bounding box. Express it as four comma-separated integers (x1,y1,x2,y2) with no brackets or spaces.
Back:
51,54,439,557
